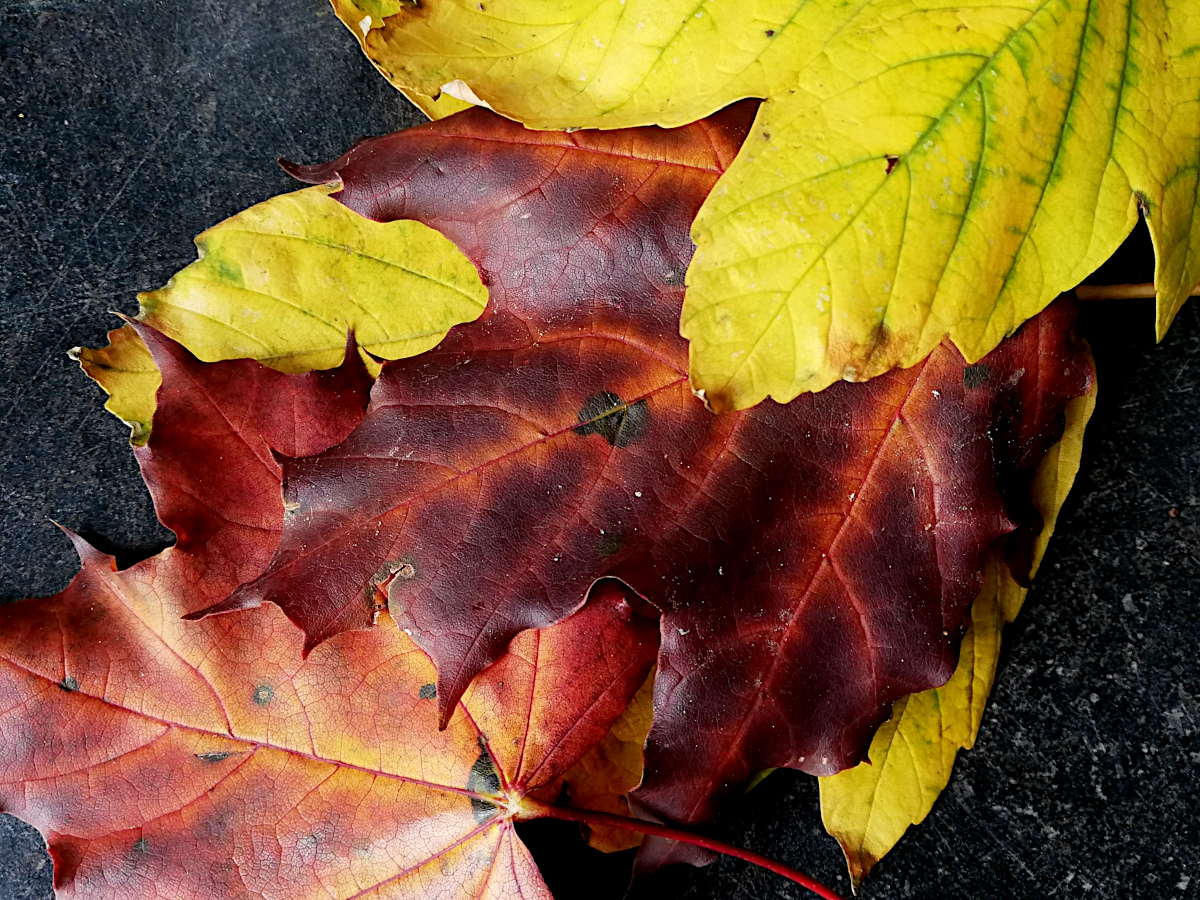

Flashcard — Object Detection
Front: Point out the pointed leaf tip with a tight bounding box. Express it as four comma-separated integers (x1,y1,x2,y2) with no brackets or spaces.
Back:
279,156,342,187
50,521,112,569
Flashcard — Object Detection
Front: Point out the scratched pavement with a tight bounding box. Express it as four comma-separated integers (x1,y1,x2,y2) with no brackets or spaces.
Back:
1,2,1198,899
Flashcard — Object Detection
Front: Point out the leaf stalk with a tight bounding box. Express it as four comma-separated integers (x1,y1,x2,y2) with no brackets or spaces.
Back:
1075,282,1200,301
517,797,847,900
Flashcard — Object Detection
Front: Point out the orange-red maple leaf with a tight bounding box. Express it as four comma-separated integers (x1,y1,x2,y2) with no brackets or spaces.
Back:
0,539,656,899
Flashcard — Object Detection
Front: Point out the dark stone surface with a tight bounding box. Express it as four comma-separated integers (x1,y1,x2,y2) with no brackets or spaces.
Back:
0,2,1196,898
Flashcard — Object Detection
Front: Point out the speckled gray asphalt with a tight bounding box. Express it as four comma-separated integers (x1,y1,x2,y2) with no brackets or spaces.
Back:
1,3,1197,898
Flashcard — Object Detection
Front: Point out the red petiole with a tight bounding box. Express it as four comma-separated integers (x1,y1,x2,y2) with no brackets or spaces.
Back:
518,797,848,900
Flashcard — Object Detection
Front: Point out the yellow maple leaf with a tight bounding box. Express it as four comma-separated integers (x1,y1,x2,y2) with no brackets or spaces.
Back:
77,185,487,437
818,353,1097,888
138,184,487,372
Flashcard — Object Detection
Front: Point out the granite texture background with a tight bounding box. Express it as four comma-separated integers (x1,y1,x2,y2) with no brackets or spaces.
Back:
1,2,1197,898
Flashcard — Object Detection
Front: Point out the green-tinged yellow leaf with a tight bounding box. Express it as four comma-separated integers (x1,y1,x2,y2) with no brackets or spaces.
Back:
70,324,161,446
78,186,486,438
137,184,488,374
684,1,1198,408
329,0,1197,409
818,362,1097,888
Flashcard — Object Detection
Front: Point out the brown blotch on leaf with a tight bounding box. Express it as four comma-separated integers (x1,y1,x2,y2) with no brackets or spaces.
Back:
383,558,420,618
195,751,239,763
369,559,419,614
574,392,650,448
963,363,991,389
466,744,502,823
597,530,626,557
765,28,776,37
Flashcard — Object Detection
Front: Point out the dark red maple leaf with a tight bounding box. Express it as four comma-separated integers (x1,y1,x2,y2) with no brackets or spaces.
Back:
194,105,1092,836
131,322,372,607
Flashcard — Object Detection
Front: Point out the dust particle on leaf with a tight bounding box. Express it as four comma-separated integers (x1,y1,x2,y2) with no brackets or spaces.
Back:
574,391,649,448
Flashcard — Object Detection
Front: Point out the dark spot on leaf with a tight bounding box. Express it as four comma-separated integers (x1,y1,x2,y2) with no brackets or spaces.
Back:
574,391,649,447
59,676,79,692
662,267,685,286
419,683,437,700
252,684,274,706
466,744,502,823
385,557,420,618
132,837,149,854
597,530,626,557
372,558,420,614
375,558,417,583
765,29,776,37
195,751,238,763
1135,190,1154,217
885,155,899,175
963,364,991,389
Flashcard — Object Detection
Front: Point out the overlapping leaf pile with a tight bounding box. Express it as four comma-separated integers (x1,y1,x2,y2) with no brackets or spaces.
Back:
8,317,661,898
0,95,1103,899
